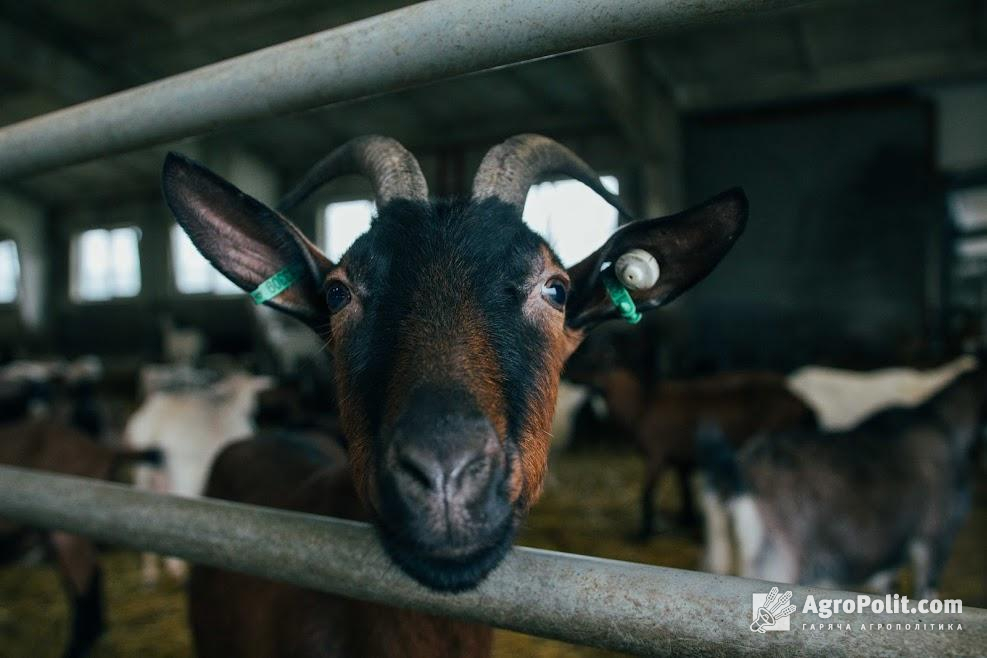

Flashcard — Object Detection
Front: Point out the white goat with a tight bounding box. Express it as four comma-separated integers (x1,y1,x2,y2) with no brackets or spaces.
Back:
786,355,977,431
125,372,273,584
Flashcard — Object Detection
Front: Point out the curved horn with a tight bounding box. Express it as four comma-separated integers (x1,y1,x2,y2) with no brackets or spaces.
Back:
471,133,630,217
278,135,427,212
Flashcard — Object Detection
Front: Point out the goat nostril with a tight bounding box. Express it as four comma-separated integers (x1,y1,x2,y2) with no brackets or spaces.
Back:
457,455,488,483
397,454,438,492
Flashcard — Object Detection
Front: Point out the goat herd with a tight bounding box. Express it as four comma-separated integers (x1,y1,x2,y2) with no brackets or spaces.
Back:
0,135,984,657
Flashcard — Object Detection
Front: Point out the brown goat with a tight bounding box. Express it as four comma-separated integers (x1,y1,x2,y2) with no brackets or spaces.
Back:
570,358,814,537
190,433,491,658
0,419,160,658
167,134,746,656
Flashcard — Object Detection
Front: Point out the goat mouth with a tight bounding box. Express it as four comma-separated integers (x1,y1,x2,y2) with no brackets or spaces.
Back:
377,517,515,593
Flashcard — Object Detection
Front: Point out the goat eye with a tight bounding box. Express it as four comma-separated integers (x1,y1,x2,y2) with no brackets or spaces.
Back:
541,278,567,310
325,281,351,313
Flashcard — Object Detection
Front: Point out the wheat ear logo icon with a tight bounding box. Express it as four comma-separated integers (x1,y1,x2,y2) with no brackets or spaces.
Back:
751,587,796,633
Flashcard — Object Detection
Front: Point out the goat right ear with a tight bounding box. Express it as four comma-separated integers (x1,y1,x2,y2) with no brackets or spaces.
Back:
162,153,333,325
565,188,747,330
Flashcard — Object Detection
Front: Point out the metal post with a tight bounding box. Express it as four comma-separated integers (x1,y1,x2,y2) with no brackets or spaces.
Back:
0,465,982,656
0,0,819,181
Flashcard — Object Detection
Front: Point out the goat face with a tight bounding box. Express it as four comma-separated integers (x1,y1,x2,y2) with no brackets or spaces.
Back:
162,134,746,592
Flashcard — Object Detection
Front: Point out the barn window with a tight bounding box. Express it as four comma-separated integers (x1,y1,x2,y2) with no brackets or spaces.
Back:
170,224,240,295
0,239,19,303
948,185,987,313
522,175,619,266
321,199,375,262
72,227,142,302
950,186,987,232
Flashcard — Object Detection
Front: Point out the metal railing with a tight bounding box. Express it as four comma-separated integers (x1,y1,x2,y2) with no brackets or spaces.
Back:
0,0,814,180
0,466,983,656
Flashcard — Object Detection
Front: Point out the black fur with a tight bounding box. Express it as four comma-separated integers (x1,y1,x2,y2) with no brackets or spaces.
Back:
63,566,105,658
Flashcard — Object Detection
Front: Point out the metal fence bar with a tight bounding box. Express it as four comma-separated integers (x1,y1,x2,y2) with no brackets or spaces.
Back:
0,0,820,181
0,465,982,656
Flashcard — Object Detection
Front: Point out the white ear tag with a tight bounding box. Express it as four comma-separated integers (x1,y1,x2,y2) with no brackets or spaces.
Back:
614,249,659,290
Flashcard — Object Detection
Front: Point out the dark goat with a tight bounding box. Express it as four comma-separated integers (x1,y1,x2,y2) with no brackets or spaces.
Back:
699,367,984,596
166,133,746,656
0,419,161,658
567,334,814,537
191,433,492,658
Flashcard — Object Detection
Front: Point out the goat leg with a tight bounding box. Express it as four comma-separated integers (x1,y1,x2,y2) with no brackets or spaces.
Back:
50,532,105,658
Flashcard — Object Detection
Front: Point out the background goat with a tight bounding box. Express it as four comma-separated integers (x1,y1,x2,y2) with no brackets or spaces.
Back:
125,371,271,584
699,365,984,597
0,419,160,658
566,331,815,537
786,355,976,431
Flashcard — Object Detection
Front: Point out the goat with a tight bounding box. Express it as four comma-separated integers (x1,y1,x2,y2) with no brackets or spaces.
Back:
566,332,815,537
191,432,497,657
698,366,984,597
163,133,747,656
124,371,272,584
0,419,161,658
786,355,976,431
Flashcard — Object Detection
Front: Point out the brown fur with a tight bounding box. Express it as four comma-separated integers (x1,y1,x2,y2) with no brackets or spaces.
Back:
597,368,814,535
190,434,492,658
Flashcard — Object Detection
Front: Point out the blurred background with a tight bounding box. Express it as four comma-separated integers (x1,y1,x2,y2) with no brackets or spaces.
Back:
0,1,985,656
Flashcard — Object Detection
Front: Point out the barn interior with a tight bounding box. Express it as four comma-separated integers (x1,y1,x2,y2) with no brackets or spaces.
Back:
1,1,986,656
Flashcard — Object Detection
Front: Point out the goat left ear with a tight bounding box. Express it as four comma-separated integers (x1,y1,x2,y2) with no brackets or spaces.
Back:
162,152,333,326
565,188,747,330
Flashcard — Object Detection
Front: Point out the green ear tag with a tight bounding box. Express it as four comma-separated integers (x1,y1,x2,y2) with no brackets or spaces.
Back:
602,268,642,324
249,266,302,305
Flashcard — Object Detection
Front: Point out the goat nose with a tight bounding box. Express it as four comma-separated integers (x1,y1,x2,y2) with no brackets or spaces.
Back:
391,420,497,504
395,443,490,496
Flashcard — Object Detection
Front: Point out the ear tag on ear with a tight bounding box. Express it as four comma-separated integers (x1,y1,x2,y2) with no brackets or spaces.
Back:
615,249,660,290
602,267,642,324
249,265,303,305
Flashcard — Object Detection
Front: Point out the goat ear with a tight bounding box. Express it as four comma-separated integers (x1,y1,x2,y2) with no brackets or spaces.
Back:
565,188,747,330
162,152,332,325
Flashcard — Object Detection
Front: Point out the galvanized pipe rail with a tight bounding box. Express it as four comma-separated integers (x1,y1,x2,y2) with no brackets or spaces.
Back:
0,0,820,181
0,465,982,656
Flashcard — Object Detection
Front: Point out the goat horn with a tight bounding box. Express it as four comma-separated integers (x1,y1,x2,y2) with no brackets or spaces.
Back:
278,135,428,212
471,134,630,217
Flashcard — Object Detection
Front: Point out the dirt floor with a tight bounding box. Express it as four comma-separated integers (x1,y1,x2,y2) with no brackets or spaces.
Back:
1,450,984,657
